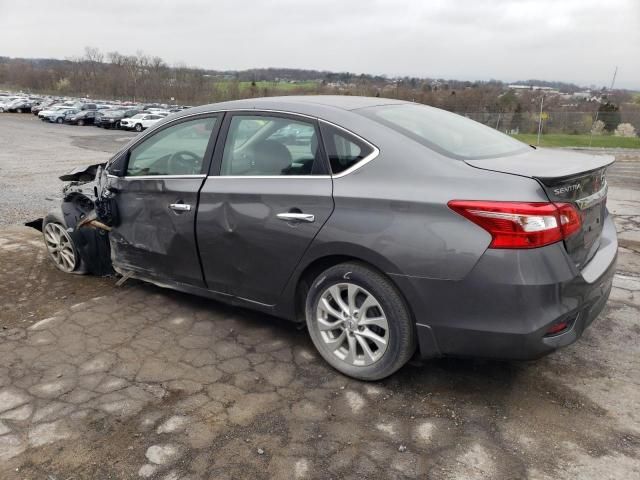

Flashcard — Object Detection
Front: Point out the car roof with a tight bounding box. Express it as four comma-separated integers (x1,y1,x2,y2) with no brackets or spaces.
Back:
185,95,409,118
143,96,414,145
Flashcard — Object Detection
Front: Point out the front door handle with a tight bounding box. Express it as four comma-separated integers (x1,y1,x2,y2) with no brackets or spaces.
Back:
169,203,191,212
277,212,315,223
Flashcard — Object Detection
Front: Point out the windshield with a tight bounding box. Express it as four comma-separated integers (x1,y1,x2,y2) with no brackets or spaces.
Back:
359,104,528,160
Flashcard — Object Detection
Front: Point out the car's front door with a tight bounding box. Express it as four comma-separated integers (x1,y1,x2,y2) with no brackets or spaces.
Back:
197,112,334,305
106,114,220,287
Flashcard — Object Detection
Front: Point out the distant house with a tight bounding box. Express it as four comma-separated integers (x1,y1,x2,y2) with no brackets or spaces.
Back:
507,84,554,91
572,91,592,100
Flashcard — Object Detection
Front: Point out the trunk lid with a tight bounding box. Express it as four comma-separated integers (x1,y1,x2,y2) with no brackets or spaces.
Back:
466,148,614,268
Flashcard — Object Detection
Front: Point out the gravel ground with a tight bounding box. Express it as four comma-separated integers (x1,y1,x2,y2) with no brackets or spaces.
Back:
0,113,639,479
0,114,135,226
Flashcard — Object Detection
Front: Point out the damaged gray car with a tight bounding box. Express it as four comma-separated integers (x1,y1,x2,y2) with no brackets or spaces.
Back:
39,96,617,380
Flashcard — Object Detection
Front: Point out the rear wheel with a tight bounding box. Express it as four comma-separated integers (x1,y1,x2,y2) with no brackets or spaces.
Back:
42,213,87,274
16,108,22,113
56,117,63,124
305,262,416,380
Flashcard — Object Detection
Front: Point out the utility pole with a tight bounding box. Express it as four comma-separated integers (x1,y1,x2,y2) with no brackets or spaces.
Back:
536,95,544,146
609,66,618,91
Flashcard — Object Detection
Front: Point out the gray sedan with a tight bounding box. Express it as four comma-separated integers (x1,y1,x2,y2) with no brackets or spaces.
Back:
41,96,616,380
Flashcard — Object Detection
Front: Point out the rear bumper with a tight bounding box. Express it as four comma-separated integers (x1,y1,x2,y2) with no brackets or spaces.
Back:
395,213,617,360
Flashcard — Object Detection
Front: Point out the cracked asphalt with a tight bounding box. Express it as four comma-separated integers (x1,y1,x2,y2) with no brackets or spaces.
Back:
0,114,639,479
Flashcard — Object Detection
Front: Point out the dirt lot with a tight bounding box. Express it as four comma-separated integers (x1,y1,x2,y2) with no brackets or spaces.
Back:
0,113,639,479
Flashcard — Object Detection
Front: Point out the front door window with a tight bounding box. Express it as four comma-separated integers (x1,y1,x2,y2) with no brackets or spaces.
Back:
127,117,217,176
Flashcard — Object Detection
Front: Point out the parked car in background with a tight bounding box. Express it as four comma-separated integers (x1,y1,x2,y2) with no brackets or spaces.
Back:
32,100,56,115
76,103,97,111
119,113,166,132
44,107,78,124
0,96,23,112
95,109,140,129
5,98,36,113
65,109,97,126
40,96,617,380
38,105,68,120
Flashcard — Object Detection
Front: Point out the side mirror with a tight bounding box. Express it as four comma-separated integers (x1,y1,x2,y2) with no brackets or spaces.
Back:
107,151,128,177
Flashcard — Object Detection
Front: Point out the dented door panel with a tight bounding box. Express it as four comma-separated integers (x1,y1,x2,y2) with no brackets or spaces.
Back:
107,175,207,287
196,177,333,305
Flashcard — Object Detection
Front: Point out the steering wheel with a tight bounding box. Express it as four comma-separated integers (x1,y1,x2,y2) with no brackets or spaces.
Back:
167,150,200,175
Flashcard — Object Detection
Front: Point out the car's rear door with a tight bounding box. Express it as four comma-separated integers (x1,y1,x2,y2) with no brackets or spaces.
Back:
197,111,334,305
106,114,221,287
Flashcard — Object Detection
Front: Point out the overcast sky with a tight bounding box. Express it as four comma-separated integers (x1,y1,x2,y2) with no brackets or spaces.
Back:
1,0,639,89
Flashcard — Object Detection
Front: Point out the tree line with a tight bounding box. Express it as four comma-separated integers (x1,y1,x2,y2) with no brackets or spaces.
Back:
1,47,638,135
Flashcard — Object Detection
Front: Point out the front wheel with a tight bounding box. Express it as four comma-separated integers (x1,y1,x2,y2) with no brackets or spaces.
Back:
56,117,63,124
78,119,84,126
42,212,87,274
305,262,416,380
16,108,22,113
135,123,143,132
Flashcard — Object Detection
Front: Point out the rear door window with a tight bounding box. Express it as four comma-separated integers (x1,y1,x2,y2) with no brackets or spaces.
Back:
220,115,323,176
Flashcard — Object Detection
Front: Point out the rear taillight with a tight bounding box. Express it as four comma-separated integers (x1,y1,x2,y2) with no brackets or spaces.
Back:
448,200,581,249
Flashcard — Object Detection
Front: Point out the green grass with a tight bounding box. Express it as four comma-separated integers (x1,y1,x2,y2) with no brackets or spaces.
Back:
512,133,640,149
242,80,318,91
221,80,319,92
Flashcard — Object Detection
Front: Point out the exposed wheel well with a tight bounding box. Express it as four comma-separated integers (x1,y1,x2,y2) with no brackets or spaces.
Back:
293,255,415,327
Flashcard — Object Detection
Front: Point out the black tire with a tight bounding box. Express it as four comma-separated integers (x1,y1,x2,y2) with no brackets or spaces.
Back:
78,119,84,126
42,210,88,275
56,117,63,124
16,108,22,113
135,123,143,132
305,262,416,380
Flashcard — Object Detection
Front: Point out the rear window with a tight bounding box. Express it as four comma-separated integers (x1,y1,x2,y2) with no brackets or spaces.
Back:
359,104,528,160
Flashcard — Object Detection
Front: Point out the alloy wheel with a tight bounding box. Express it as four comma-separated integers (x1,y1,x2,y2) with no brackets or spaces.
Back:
43,222,77,272
315,282,389,367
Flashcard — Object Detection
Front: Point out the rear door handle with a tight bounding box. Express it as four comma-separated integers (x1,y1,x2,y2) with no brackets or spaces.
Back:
169,203,191,212
277,212,315,223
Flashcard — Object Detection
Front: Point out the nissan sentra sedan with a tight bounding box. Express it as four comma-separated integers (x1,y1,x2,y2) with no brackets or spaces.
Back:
40,96,617,380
